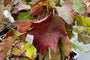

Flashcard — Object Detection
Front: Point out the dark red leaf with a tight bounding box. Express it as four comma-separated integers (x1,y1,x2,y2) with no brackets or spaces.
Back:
28,14,70,54
30,6,44,15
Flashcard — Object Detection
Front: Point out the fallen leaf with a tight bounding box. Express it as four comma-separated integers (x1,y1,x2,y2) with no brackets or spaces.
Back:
12,42,37,60
75,15,90,34
60,36,71,56
17,19,34,33
31,0,48,6
28,14,70,54
12,2,31,14
4,0,11,6
17,11,34,22
74,26,90,44
30,6,44,15
69,0,86,14
70,39,87,51
0,29,21,60
56,1,75,24
5,29,21,38
0,37,16,60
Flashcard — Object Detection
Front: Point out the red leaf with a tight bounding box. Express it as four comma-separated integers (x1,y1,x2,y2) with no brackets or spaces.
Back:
56,1,76,24
17,19,34,33
30,6,44,15
4,0,11,6
28,14,69,54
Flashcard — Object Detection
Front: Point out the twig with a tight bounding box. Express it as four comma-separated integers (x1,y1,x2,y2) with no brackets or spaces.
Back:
48,47,51,60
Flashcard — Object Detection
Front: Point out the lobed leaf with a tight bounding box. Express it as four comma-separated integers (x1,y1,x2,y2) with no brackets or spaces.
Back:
28,14,71,54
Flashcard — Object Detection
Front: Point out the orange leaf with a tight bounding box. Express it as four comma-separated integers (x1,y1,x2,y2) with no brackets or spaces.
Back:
4,0,11,6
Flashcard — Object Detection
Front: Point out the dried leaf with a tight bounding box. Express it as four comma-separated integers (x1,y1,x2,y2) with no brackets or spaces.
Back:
12,42,37,60
17,19,34,33
60,36,71,56
28,14,70,54
74,26,90,44
69,0,86,14
31,0,48,6
56,1,75,24
0,29,21,60
4,0,11,6
12,2,31,14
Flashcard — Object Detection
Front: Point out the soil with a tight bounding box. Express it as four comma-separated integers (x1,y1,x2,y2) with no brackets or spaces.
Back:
0,0,21,31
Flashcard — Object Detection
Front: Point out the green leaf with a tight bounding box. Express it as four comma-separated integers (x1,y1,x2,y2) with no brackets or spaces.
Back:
75,15,90,34
70,39,87,52
65,23,73,38
18,11,34,22
12,42,37,60
21,57,28,60
38,47,61,60
74,26,90,44
26,0,31,3
69,0,86,14
22,42,37,59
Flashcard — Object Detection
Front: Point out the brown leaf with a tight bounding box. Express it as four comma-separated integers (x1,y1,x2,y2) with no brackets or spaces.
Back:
0,37,16,60
17,19,34,33
4,0,11,6
28,14,70,54
12,2,31,14
60,36,71,56
0,29,21,60
56,1,76,24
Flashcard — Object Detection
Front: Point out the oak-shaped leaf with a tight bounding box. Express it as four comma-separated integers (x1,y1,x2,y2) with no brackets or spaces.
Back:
56,1,75,24
28,14,70,54
12,42,37,60
17,19,35,33
0,29,21,60
4,0,11,6
12,2,31,14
